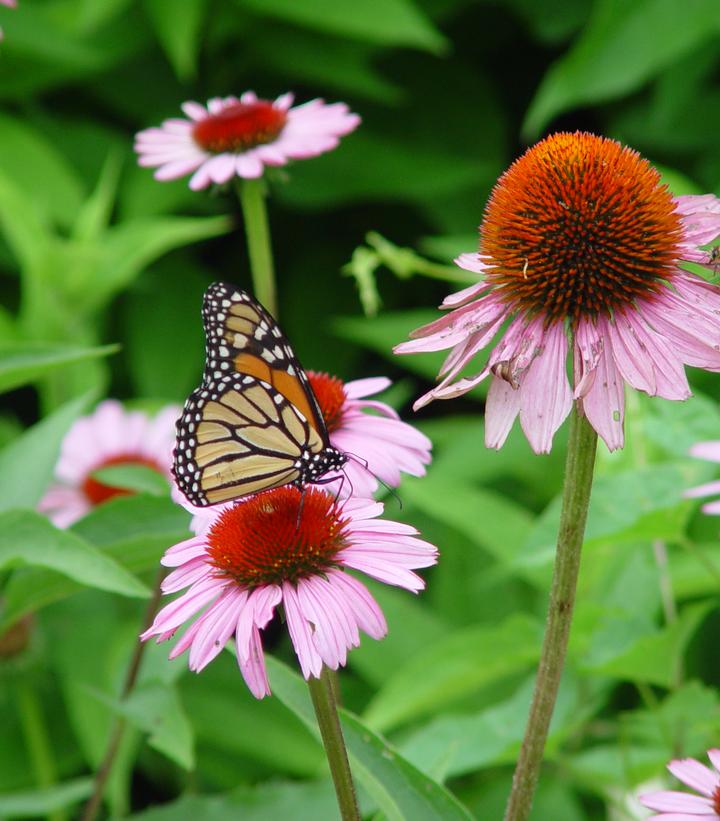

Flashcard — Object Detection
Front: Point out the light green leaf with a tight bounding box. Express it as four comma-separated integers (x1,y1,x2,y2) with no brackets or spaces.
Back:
0,113,84,229
237,0,447,53
0,343,118,394
0,509,148,598
333,310,446,380
0,168,51,273
128,781,337,820
588,602,713,687
0,778,92,817
120,682,195,769
524,0,720,137
0,393,90,512
92,464,170,497
363,614,543,732
267,657,474,821
143,0,207,79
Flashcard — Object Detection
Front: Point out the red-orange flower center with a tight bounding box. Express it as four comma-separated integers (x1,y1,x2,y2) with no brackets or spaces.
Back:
82,454,164,506
713,783,720,814
479,132,683,322
307,371,347,433
207,486,349,587
192,101,287,154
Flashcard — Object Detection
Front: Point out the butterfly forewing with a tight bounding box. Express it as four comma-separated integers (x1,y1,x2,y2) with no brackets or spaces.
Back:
173,283,346,507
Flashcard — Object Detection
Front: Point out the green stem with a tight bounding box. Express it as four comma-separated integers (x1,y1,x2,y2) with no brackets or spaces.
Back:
15,680,66,821
307,667,360,821
80,569,165,821
504,405,598,821
238,178,278,317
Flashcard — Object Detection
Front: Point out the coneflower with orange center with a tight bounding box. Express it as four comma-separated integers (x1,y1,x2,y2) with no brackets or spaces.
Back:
142,486,437,698
395,132,720,453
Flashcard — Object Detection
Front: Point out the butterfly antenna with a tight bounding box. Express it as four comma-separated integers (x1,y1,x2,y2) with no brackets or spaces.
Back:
345,452,403,510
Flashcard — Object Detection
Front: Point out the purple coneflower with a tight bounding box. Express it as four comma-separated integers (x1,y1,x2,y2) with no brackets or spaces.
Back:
640,748,720,819
395,132,720,453
39,400,179,528
135,91,360,190
142,486,437,698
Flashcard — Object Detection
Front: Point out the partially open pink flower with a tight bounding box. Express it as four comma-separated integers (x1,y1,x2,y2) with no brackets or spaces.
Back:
307,372,432,497
685,441,720,515
395,133,720,454
39,400,179,528
640,749,720,819
135,91,360,190
142,486,437,698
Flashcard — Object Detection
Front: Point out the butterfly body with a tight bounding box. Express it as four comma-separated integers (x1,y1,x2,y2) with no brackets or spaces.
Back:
174,283,347,506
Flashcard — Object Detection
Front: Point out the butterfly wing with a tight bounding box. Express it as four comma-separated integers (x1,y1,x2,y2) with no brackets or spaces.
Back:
174,283,341,506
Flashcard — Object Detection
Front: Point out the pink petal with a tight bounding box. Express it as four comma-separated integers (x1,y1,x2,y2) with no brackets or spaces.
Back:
689,442,720,462
484,374,521,450
343,377,391,400
639,790,714,813
282,581,323,679
668,758,719,797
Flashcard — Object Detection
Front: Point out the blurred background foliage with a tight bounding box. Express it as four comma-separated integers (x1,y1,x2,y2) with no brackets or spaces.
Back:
0,0,719,818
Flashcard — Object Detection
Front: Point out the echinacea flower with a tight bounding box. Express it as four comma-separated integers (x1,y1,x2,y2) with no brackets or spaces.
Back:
142,486,437,698
307,371,432,497
395,132,720,454
135,91,360,190
640,748,720,819
685,441,720,515
39,400,179,528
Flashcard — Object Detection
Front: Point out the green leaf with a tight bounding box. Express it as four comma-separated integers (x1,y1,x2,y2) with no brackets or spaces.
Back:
524,0,720,137
0,167,51,273
587,602,713,687
0,778,93,817
333,310,446,380
0,343,118,394
92,464,170,497
0,496,189,630
237,0,447,53
0,393,90,513
0,113,84,229
267,657,474,821
143,0,207,79
128,781,338,820
86,214,231,311
363,613,543,732
0,509,148,598
118,682,195,769
514,462,701,576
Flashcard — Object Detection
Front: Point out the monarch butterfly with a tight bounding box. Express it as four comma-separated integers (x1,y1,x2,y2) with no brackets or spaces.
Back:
173,283,347,506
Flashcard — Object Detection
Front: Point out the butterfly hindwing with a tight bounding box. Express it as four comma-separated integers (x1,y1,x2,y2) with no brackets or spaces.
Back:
173,283,346,507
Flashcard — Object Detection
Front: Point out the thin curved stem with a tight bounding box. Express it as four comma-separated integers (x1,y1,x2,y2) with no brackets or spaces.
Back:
238,178,278,317
307,667,360,821
504,405,598,821
80,569,165,821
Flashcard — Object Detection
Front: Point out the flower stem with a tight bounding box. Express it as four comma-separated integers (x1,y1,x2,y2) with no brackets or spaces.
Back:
238,177,278,317
80,569,165,821
307,667,360,821
15,679,66,821
504,405,598,821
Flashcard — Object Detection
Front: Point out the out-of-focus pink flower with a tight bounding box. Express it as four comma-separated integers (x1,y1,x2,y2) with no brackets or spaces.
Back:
39,400,179,528
142,486,437,698
640,748,720,819
135,91,360,190
685,441,720,515
395,132,720,454
307,372,432,497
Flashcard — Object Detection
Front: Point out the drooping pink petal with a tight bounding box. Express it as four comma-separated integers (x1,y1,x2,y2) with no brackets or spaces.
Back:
667,758,719,797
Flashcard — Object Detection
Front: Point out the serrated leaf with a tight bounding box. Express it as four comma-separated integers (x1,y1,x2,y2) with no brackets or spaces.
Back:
0,342,118,394
267,657,474,821
0,509,148,598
